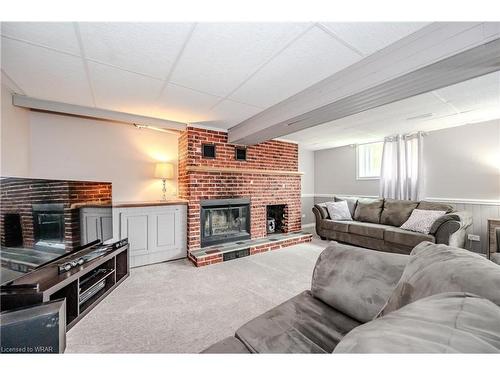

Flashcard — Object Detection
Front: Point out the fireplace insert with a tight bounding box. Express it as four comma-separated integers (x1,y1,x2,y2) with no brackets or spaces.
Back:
200,198,250,247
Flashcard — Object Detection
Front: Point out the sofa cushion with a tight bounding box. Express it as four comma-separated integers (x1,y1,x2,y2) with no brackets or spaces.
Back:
379,242,500,317
322,219,349,233
384,227,435,248
348,222,387,240
311,242,408,323
334,293,500,353
380,198,418,227
235,290,361,353
202,336,251,353
334,196,358,217
417,201,454,213
353,198,384,223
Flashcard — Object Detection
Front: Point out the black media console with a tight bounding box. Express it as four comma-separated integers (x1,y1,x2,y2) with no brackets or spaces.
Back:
0,241,129,330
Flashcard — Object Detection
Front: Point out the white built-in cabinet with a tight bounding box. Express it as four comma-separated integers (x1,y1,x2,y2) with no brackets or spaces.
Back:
113,204,187,268
80,207,113,245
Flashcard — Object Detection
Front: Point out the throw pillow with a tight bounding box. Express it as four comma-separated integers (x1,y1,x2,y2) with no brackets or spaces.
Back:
334,292,500,353
378,241,500,317
325,201,352,221
400,208,445,234
353,198,384,223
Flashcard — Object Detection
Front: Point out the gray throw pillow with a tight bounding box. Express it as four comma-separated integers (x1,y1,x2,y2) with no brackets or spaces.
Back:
400,209,445,234
325,201,352,221
334,196,358,217
334,292,500,353
378,242,500,317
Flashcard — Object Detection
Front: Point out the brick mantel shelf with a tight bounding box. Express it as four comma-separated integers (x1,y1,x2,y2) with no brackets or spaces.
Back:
185,165,304,176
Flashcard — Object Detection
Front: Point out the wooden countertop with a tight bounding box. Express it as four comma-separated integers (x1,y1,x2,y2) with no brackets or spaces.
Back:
113,199,188,208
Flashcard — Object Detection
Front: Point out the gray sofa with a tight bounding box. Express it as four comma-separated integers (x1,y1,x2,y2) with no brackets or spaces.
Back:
203,242,500,353
313,197,472,254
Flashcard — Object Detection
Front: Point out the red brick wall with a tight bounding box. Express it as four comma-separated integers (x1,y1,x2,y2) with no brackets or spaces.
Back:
178,127,302,251
0,178,111,251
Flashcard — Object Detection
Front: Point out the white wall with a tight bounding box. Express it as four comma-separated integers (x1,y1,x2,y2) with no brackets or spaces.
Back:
423,120,500,201
1,84,31,176
314,145,379,196
298,147,315,195
1,85,179,202
314,120,500,201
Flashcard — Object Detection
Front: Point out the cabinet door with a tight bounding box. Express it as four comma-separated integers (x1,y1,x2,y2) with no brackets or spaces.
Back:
120,213,149,256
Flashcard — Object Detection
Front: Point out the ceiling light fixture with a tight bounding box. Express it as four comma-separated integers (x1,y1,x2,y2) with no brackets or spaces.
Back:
406,113,435,121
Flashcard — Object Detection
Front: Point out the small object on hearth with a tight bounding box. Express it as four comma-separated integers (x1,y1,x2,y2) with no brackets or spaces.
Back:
268,218,276,233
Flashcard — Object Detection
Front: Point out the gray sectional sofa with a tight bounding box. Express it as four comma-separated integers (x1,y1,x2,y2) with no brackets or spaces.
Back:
203,242,500,353
313,197,472,254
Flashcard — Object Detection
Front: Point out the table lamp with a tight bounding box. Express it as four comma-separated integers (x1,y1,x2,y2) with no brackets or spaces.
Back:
154,162,174,201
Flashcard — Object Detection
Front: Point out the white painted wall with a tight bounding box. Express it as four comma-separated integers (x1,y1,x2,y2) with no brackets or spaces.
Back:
423,120,500,201
314,144,379,196
1,85,179,202
314,120,500,201
298,147,315,195
1,84,31,176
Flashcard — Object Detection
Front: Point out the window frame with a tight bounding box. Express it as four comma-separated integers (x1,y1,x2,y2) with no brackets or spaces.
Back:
356,141,383,180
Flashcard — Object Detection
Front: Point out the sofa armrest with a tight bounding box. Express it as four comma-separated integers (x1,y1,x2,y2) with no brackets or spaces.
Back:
431,211,472,248
312,204,328,236
430,211,472,234
311,242,409,323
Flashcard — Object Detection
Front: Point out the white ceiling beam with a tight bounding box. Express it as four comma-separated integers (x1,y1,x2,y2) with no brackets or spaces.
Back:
228,22,500,145
12,94,187,131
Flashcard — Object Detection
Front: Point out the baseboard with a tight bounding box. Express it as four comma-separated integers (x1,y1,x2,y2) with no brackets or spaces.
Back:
301,223,315,229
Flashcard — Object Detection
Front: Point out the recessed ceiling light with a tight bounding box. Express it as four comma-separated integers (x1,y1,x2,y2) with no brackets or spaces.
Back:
406,113,435,121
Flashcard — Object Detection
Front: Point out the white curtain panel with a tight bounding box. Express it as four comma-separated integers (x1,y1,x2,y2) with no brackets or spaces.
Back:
380,132,423,200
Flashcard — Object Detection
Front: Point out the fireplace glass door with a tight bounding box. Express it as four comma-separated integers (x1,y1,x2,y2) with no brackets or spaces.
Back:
201,199,250,247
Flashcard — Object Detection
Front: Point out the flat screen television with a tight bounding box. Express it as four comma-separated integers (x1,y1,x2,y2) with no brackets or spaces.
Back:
0,177,112,285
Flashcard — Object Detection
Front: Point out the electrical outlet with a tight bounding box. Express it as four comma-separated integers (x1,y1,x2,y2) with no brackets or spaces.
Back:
302,214,306,218
467,234,480,242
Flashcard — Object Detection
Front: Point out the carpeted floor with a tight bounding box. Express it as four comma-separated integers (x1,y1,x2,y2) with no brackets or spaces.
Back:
65,235,330,353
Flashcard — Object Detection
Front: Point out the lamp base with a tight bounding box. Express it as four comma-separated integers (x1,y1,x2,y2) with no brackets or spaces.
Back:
161,179,167,201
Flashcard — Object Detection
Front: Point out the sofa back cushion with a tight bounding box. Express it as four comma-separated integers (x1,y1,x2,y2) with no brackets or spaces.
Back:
311,242,408,323
378,242,500,317
334,196,358,217
380,198,418,227
417,201,454,213
334,292,500,353
353,198,384,223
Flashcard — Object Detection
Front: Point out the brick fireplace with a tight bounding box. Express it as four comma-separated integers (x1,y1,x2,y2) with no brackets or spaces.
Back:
178,126,311,266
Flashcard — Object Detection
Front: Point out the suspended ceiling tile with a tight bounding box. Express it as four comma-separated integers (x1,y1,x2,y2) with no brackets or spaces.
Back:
0,22,81,55
88,61,164,115
195,99,262,130
229,26,362,108
321,22,429,55
1,37,93,106
79,22,194,79
151,83,221,123
170,22,311,97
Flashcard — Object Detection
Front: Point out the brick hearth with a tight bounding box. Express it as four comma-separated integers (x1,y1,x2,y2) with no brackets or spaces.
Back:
178,126,308,265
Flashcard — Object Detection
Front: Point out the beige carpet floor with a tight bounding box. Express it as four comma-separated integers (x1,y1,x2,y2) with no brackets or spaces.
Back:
65,235,330,353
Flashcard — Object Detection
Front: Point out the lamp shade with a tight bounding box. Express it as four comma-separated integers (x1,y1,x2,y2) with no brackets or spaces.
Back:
154,162,174,179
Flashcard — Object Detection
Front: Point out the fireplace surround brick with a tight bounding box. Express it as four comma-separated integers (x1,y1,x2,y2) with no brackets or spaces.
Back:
178,126,303,255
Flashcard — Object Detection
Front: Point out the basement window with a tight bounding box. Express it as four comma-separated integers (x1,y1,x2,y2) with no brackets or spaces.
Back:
235,147,247,161
356,142,383,180
202,144,216,159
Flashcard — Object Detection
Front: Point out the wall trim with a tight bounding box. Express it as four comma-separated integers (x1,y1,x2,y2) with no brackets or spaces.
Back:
301,223,315,229
313,194,500,206
424,197,500,206
301,193,315,198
